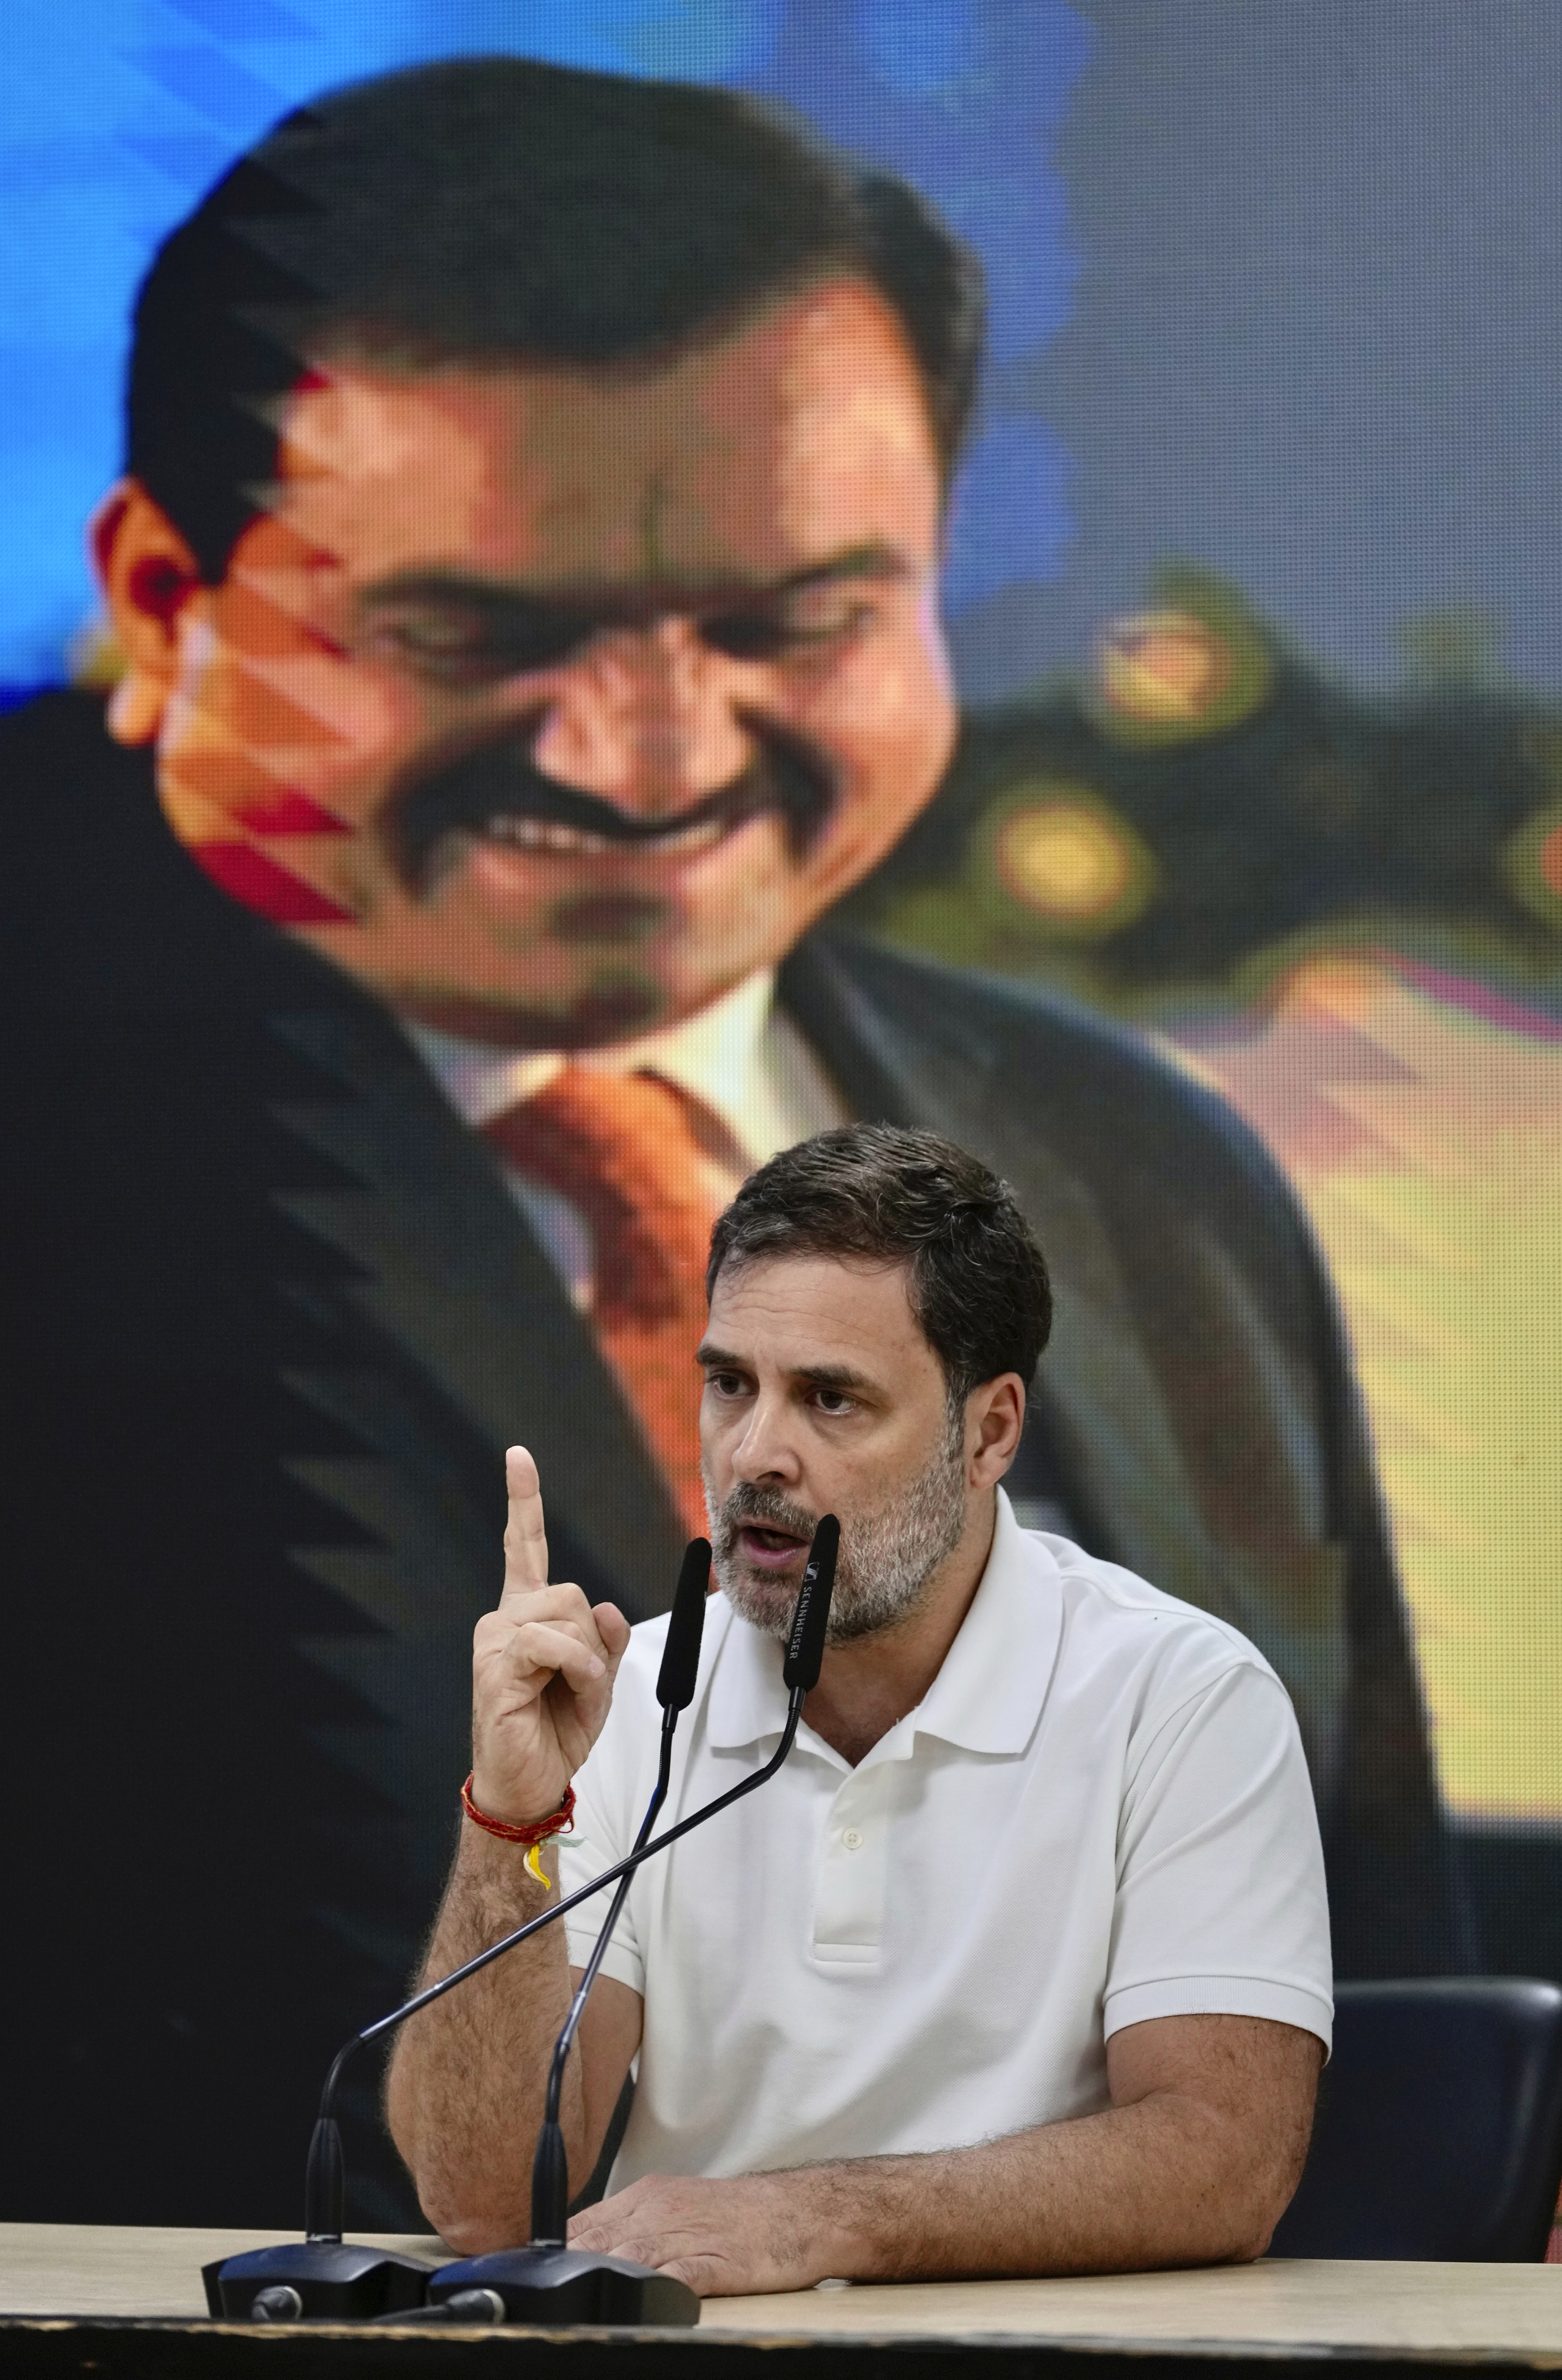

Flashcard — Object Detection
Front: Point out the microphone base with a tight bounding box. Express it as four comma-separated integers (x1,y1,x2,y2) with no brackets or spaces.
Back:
430,2244,699,2326
203,2240,436,2321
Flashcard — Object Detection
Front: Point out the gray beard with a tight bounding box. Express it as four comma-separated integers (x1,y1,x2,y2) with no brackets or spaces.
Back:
705,1411,969,1647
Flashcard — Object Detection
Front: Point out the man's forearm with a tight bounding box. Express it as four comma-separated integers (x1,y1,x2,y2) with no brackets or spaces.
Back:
384,1830,580,2249
795,2087,1294,2281
571,2075,1309,2292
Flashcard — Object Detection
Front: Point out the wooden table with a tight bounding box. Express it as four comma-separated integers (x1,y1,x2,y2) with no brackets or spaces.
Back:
1,2225,1559,2377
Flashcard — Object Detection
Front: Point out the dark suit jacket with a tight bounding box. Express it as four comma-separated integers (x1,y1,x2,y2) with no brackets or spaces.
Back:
0,694,1465,2228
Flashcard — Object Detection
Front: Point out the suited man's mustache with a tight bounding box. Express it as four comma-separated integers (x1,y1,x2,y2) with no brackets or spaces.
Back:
391,728,837,891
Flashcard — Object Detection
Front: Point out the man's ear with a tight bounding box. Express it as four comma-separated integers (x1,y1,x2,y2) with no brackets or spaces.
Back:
90,480,206,746
968,1374,1026,1485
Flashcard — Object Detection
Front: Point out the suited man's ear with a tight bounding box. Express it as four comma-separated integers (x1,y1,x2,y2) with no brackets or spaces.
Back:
91,481,206,746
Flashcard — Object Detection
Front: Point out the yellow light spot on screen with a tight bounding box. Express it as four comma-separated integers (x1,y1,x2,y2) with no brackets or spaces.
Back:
988,791,1156,935
1097,608,1234,725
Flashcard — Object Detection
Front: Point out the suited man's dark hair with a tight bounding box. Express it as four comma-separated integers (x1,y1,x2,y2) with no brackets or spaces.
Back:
127,55,986,584
707,1124,1052,1403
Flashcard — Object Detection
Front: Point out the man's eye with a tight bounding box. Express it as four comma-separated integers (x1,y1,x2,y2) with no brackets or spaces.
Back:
701,594,872,661
705,1371,749,1398
812,1389,855,1416
374,616,488,672
370,612,594,682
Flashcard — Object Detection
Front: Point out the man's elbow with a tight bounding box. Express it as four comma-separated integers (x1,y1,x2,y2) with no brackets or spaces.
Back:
1171,2184,1283,2270
1220,2207,1280,2267
381,2081,527,2253
421,2196,530,2258
1217,2133,1312,2266
1146,2101,1311,2270
404,2148,535,2256
1191,2036,1319,2268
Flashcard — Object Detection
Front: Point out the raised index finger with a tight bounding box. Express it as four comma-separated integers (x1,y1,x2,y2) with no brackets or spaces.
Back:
501,1444,550,1599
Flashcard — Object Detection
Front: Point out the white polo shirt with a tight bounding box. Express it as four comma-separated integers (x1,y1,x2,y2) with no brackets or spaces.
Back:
560,1489,1332,2192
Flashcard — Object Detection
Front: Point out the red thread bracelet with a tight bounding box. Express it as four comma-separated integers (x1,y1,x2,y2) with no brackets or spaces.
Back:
460,1775,576,1846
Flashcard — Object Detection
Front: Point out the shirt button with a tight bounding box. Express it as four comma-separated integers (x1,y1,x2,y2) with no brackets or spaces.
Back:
841,1827,864,1851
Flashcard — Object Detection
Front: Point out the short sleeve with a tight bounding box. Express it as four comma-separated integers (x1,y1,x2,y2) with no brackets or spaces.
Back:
1104,1660,1333,2051
556,1732,649,1999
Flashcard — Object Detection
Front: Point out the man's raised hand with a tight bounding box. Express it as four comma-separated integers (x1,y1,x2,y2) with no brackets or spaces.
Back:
469,1446,630,1828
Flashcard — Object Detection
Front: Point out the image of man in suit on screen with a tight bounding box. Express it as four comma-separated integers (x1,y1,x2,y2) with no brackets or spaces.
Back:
0,57,1464,2227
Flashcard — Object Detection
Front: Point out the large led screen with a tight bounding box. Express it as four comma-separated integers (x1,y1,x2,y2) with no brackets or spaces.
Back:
2,0,1558,2232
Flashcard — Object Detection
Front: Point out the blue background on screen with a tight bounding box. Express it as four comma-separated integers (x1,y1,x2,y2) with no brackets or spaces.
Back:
0,0,1087,693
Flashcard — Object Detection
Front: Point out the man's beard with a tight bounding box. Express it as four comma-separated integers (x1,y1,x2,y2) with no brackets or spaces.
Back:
705,1408,969,1647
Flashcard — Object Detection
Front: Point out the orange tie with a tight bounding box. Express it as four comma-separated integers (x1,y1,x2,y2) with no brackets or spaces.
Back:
486,1068,741,1537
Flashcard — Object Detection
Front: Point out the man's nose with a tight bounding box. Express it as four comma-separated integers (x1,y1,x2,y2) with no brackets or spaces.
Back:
729,1391,802,1486
529,617,754,819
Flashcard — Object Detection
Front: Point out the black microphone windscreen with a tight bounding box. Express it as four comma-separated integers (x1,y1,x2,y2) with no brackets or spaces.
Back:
782,1516,839,1693
655,1538,711,1711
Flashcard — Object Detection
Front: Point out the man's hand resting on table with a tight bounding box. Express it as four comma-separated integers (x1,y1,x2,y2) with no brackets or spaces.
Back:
566,2012,1322,2295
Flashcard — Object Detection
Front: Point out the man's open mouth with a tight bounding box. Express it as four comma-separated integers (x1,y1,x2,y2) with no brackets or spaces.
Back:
742,1525,809,1554
393,729,836,891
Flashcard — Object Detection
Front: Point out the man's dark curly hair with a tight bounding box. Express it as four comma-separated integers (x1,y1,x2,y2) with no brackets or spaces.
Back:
706,1125,1052,1404
127,55,986,583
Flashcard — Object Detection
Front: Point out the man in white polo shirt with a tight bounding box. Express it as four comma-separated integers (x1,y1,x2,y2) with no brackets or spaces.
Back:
386,1125,1331,2291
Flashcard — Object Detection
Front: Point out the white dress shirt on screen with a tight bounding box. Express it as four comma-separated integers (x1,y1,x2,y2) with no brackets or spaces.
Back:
407,971,1080,1538
559,1488,1333,2192
404,969,845,1309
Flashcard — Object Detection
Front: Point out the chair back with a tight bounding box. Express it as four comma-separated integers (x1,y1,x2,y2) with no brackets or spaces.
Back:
1270,1977,1562,2259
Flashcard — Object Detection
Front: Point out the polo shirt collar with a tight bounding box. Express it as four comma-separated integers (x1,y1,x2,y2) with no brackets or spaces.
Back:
908,1489,1064,1754
705,1489,1064,1759
704,1595,792,1752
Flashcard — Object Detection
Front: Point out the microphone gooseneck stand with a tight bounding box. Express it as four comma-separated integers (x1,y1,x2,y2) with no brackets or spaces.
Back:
205,1518,839,2325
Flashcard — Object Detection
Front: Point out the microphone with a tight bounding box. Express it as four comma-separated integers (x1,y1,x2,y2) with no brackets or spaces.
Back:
784,1511,838,1692
206,1519,837,2324
527,1537,713,2257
